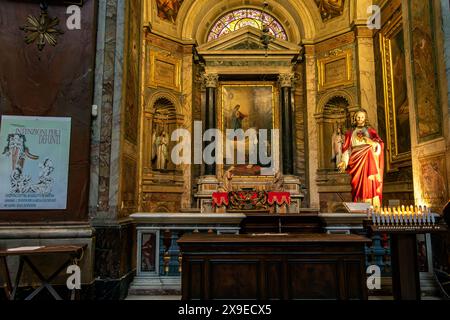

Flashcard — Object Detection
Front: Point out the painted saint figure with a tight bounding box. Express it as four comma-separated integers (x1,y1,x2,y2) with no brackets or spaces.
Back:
156,0,183,23
338,109,384,207
231,104,247,131
315,0,345,20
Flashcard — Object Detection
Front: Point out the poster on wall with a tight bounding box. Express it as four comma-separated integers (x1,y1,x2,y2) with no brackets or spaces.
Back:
0,116,71,210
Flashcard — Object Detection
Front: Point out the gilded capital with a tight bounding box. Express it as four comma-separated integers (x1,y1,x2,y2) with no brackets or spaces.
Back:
203,73,219,88
278,73,294,88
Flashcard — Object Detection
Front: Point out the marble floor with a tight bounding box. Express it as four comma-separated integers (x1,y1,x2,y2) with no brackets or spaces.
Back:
125,295,441,300
125,295,182,300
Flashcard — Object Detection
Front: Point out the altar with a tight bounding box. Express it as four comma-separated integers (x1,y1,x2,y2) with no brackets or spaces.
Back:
178,233,371,300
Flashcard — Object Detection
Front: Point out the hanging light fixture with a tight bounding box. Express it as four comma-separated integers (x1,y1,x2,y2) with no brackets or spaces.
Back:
19,1,63,51
260,0,274,56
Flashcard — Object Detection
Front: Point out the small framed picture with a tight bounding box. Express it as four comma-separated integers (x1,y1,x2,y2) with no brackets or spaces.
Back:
138,230,160,275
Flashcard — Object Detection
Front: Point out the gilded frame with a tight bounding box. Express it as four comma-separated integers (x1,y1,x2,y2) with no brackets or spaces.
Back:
217,82,280,178
148,51,181,92
379,14,412,171
317,49,353,91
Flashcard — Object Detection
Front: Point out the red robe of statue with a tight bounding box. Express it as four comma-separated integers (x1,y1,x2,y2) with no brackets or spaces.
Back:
341,127,384,204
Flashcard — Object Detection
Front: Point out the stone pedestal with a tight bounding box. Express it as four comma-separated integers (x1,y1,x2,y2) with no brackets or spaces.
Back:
194,175,219,213
283,175,305,213
317,170,352,212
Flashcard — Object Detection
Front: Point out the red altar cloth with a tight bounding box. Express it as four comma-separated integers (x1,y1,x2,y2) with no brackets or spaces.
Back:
267,192,291,206
212,192,229,207
212,191,291,208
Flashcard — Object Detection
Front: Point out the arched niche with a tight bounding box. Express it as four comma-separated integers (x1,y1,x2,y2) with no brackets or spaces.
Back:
176,0,315,44
143,95,184,174
315,94,352,171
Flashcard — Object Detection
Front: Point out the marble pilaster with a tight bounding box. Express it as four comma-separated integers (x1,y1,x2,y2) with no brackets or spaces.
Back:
90,0,126,222
355,26,378,128
89,0,107,218
109,0,126,217
304,46,320,209
181,47,194,208
294,66,306,184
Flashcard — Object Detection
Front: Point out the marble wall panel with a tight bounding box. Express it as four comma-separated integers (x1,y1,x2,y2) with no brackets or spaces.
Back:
0,0,96,223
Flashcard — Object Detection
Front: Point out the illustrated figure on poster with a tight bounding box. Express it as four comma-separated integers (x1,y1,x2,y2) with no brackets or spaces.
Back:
331,125,344,168
32,158,55,194
337,109,384,208
10,168,32,194
152,129,169,170
2,133,39,171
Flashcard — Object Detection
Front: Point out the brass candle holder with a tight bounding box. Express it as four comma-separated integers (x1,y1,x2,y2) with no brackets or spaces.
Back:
368,205,439,232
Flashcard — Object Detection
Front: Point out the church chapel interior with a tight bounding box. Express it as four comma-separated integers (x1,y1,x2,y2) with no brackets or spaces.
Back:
1,0,450,301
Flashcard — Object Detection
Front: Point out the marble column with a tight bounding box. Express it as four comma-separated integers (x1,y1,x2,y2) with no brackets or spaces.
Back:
279,73,295,175
203,73,219,176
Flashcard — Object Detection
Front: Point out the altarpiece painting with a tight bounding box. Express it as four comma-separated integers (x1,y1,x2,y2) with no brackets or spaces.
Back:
220,84,277,177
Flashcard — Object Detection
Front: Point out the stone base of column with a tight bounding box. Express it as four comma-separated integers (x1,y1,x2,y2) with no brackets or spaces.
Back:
195,175,219,213
316,170,352,213
282,175,305,212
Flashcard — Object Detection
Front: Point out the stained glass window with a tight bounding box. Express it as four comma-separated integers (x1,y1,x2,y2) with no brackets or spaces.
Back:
207,9,287,42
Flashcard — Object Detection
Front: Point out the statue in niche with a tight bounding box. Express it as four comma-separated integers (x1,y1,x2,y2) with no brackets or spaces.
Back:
337,109,384,208
331,124,345,169
152,127,169,170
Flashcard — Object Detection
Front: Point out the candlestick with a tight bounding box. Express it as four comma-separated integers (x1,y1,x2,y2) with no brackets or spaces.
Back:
412,205,417,225
430,208,435,225
388,207,393,226
407,206,412,225
418,206,423,225
398,206,403,225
